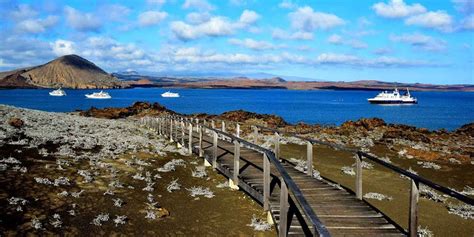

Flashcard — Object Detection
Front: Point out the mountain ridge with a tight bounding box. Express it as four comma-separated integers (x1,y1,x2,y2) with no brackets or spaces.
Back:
0,55,124,89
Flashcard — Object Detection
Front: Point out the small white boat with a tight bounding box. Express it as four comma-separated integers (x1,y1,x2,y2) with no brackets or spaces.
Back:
49,88,66,96
368,88,417,104
85,91,111,99
161,91,180,98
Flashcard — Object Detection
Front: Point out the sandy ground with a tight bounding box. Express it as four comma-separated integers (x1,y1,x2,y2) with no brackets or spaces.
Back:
0,105,275,236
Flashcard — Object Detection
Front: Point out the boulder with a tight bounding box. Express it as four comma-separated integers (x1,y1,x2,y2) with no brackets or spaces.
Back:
341,118,386,130
382,129,431,143
8,117,24,128
456,123,474,137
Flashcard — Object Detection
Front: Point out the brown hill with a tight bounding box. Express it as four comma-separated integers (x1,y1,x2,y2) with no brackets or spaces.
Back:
0,55,125,89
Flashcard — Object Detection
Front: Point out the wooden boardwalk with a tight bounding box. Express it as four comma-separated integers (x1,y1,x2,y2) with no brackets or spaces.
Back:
142,116,474,237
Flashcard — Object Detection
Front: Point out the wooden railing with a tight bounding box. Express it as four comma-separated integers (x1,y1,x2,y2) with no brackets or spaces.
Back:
143,115,474,237
142,116,331,237
252,125,474,237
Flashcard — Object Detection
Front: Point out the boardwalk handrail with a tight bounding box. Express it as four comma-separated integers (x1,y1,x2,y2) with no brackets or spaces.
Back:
162,115,331,236
253,124,473,237
254,124,474,205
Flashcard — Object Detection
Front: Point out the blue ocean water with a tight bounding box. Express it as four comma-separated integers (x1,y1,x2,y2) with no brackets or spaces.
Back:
0,88,472,131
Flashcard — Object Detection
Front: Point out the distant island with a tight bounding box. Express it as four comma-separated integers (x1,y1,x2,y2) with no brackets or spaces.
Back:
1,55,473,91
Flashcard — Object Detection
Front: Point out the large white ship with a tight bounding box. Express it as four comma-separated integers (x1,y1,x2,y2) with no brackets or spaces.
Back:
368,88,417,104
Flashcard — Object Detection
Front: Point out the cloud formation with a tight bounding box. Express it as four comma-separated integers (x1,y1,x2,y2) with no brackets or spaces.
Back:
138,11,168,26
64,6,101,32
372,0,426,19
289,6,345,32
390,33,447,51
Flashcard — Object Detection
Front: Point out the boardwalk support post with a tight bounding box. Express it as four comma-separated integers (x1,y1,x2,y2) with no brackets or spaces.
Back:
198,125,203,157
170,119,174,142
211,120,215,129
409,179,419,237
212,131,218,169
307,141,313,177
188,123,193,155
356,152,363,200
236,123,240,138
230,140,240,190
253,126,258,143
279,178,289,237
274,132,280,160
181,121,185,146
263,153,270,211
222,121,226,132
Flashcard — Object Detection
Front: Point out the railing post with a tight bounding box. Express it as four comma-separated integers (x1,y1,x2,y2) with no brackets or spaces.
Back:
232,140,240,188
211,120,215,129
181,121,185,145
188,123,193,154
170,119,174,142
356,152,363,200
263,153,270,211
212,131,218,168
253,126,259,143
306,141,313,177
236,123,240,138
221,121,226,132
274,132,280,160
409,180,419,237
198,125,203,157
279,178,289,237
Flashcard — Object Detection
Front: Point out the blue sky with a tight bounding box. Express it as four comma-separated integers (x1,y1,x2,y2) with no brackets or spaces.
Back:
0,0,473,84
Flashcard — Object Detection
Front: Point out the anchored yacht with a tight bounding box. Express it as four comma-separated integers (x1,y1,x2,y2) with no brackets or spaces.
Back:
161,91,180,98
49,88,66,96
368,88,417,104
85,91,111,99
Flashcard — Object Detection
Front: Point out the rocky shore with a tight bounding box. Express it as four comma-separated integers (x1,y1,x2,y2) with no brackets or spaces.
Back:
0,105,273,236
79,102,473,165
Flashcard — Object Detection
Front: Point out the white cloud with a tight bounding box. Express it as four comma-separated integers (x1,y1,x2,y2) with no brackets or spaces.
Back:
16,16,58,34
100,4,131,22
228,38,281,50
183,0,215,11
239,10,260,25
138,11,168,26
51,40,76,56
272,28,313,40
316,53,438,67
405,11,453,32
373,47,393,55
327,34,368,49
279,0,297,9
186,12,211,24
372,0,426,19
171,11,259,40
289,6,345,32
10,4,38,20
64,6,101,32
390,33,447,51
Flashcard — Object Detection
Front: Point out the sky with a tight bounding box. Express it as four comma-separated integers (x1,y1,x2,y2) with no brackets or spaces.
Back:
0,0,473,84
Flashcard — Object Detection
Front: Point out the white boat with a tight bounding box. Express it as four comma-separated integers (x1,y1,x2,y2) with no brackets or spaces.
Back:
161,91,180,98
368,88,417,104
85,91,111,99
49,88,66,96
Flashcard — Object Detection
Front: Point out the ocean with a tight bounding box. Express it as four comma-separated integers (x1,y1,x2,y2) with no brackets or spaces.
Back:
0,88,472,131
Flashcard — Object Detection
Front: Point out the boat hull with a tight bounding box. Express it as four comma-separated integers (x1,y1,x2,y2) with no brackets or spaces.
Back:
368,100,417,104
49,93,66,96
85,95,111,99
